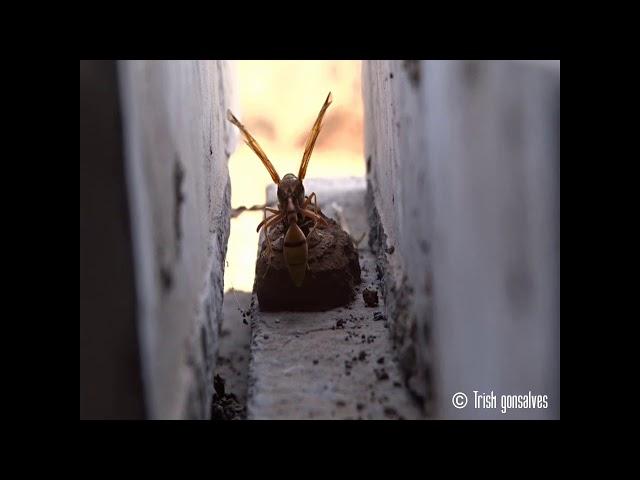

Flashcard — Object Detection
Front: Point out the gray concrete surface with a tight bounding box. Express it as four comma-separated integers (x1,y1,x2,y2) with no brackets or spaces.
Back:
216,290,253,410
246,177,425,419
363,60,560,419
117,60,236,419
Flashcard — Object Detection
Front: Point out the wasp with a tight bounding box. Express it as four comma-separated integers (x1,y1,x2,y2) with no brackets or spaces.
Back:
226,92,332,287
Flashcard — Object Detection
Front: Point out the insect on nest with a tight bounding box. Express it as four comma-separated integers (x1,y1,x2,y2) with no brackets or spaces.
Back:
226,92,333,287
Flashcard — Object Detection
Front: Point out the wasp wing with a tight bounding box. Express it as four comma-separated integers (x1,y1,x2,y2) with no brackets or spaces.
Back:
298,92,333,181
227,109,281,184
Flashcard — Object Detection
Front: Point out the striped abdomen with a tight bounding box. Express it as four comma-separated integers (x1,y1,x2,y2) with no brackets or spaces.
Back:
283,222,308,287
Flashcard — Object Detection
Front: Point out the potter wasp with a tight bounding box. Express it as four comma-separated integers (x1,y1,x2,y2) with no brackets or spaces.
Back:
226,92,332,287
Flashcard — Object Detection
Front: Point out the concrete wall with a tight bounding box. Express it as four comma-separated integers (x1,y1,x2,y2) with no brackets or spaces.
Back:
80,60,235,419
363,60,560,419
81,60,146,419
118,60,236,419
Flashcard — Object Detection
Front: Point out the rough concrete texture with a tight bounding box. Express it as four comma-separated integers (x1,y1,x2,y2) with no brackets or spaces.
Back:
246,177,425,419
118,61,236,419
363,61,433,411
255,213,361,311
211,290,253,419
363,60,560,419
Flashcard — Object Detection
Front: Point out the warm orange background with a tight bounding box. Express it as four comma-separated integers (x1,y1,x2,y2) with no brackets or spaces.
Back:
225,60,365,292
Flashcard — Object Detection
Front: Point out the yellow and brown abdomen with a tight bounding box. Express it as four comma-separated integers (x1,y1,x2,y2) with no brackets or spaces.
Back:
283,222,308,287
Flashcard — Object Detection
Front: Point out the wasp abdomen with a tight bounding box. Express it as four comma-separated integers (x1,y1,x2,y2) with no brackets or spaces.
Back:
283,223,308,287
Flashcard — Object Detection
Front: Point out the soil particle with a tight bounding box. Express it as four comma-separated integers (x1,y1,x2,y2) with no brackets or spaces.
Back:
374,368,389,381
384,407,399,419
362,288,379,307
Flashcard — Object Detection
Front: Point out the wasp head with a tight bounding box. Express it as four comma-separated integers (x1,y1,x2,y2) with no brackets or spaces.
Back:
277,173,305,224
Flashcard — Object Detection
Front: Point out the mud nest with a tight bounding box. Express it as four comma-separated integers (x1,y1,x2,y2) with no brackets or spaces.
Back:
255,211,361,311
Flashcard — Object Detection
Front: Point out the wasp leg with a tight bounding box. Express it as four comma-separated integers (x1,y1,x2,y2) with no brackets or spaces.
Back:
299,195,318,239
307,192,318,214
257,211,283,258
301,208,328,226
257,211,284,278
302,205,327,242
261,207,282,259
262,225,273,278
307,193,319,240
257,204,283,228
302,192,319,213
256,209,282,232
307,217,322,242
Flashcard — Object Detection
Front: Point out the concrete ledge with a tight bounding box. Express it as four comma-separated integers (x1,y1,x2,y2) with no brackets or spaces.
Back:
246,177,424,419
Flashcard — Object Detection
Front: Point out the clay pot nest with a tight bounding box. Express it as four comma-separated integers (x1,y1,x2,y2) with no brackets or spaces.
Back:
254,211,361,311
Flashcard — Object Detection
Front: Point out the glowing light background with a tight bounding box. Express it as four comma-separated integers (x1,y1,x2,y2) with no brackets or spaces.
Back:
225,60,365,292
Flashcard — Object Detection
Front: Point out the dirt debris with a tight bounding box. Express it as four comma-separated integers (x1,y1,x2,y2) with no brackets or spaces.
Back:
211,374,246,420
362,288,379,307
374,368,389,381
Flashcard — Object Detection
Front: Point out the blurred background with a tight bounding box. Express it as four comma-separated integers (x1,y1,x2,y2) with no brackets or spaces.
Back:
225,60,365,293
